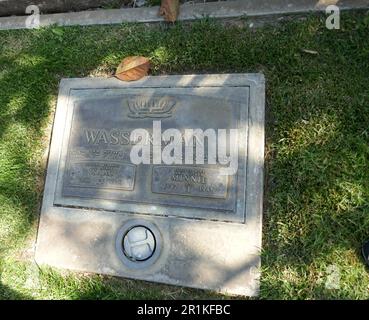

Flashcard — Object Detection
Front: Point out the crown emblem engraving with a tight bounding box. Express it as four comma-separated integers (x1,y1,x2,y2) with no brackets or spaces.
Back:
127,96,177,119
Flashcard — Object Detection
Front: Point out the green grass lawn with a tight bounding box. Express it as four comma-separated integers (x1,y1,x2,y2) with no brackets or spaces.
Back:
0,11,368,299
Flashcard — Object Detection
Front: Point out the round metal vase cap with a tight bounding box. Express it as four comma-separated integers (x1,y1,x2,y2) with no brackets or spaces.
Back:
116,220,162,269
123,226,156,261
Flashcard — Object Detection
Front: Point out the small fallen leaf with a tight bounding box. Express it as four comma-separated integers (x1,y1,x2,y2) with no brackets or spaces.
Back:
115,56,151,81
159,0,180,23
301,49,319,55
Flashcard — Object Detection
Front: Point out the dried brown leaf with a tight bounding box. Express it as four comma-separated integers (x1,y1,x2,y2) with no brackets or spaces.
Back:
159,0,180,23
115,56,151,81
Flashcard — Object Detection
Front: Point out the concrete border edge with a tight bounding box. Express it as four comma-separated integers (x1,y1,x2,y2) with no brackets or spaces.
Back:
1,0,368,30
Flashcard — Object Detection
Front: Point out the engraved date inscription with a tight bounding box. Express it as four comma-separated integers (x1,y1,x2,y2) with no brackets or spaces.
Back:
152,166,228,199
65,161,136,190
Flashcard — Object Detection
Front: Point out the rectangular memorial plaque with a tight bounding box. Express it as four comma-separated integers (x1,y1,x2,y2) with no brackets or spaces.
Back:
35,74,265,296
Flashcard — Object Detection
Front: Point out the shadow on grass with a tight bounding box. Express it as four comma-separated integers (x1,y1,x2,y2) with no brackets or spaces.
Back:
0,282,33,300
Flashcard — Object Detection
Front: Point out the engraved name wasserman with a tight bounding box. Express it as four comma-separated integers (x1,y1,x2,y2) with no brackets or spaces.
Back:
82,120,239,175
